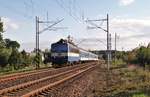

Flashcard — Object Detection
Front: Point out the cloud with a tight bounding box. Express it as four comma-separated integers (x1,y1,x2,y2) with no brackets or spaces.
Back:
9,23,19,30
119,0,135,6
111,18,150,35
1,17,19,30
110,17,150,50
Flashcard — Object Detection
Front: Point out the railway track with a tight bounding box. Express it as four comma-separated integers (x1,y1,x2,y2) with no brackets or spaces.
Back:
0,62,97,97
0,64,81,82
31,65,96,97
0,64,87,90
0,67,54,82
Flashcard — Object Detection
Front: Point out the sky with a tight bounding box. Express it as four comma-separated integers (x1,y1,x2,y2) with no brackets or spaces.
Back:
0,0,150,52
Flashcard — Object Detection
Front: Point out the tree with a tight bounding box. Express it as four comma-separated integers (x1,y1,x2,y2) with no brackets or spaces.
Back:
0,21,3,42
0,48,12,67
127,52,137,64
147,43,150,64
4,39,11,48
43,49,51,64
0,21,4,48
136,46,147,66
0,21,25,70
0,21,3,32
8,49,22,70
21,50,31,66
0,40,5,48
0,21,11,67
4,39,20,49
146,48,150,64
116,51,123,60
33,54,42,69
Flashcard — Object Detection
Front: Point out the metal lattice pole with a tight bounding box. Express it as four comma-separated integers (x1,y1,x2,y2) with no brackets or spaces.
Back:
35,16,64,69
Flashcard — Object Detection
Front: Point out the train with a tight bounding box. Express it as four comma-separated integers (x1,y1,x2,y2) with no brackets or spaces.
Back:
51,39,98,66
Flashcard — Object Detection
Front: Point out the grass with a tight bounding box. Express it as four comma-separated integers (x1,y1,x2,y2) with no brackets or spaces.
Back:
111,67,150,97
0,63,52,76
111,59,126,69
92,63,150,97
133,93,148,97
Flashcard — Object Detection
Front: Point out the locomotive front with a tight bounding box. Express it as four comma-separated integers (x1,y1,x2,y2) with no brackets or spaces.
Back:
51,39,68,65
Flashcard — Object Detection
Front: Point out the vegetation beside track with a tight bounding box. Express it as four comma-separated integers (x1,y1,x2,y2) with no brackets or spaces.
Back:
0,63,52,76
87,64,150,97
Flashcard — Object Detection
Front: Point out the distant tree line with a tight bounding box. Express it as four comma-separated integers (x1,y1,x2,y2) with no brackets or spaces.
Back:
126,45,150,66
92,43,150,68
113,44,150,67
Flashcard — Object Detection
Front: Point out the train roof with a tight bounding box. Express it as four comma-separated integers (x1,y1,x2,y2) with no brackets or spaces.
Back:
53,39,98,56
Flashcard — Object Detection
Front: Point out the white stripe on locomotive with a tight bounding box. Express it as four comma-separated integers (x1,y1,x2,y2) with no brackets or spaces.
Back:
51,52,79,57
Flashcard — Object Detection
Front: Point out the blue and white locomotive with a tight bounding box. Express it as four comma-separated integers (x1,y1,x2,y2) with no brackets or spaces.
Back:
51,39,98,65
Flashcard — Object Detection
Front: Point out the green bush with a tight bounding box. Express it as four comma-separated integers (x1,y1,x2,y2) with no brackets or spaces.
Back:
133,93,148,97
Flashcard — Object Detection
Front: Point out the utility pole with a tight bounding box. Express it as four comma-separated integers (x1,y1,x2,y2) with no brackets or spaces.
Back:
109,33,112,66
122,47,124,60
107,14,110,70
115,33,117,66
35,16,64,69
35,16,40,69
86,14,111,71
114,33,119,66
